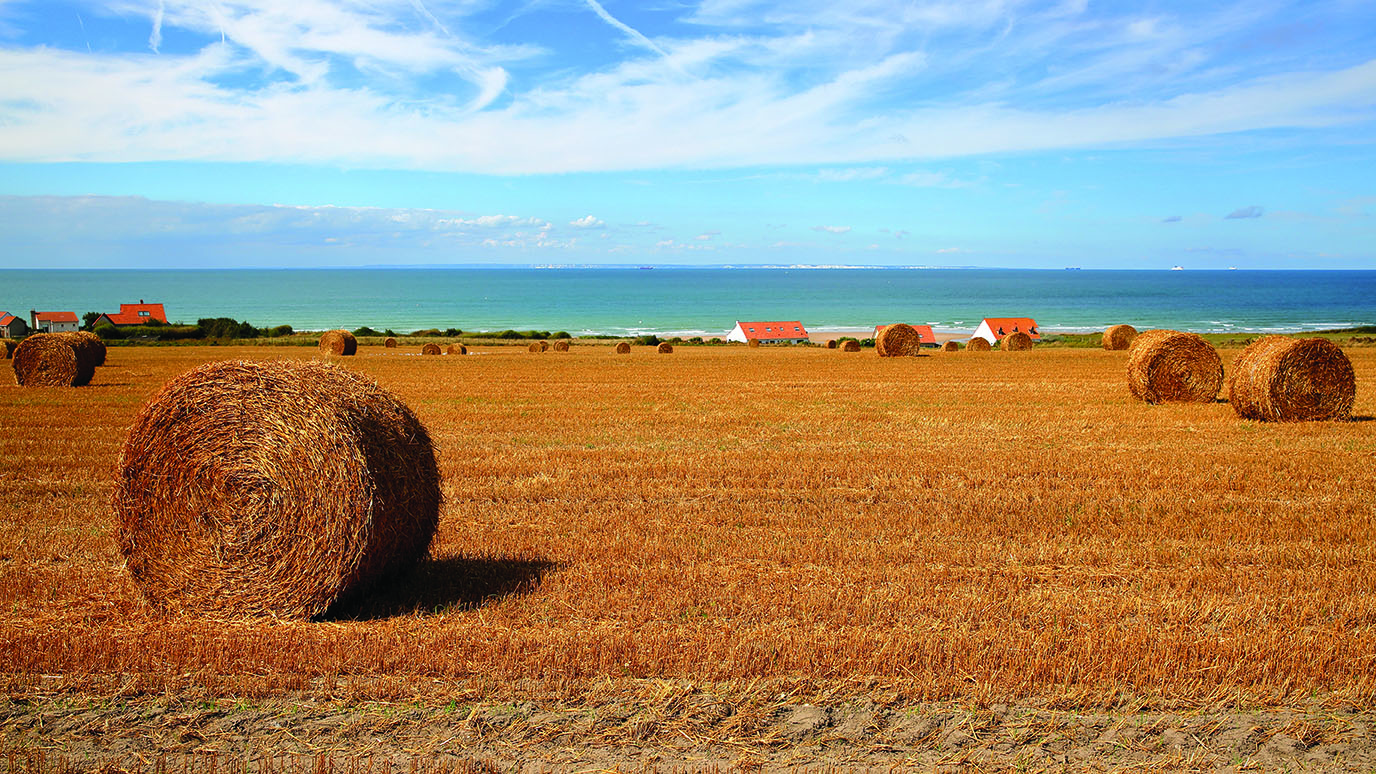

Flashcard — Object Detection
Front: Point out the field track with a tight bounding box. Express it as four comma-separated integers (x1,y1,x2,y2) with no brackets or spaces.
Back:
2,344,1374,769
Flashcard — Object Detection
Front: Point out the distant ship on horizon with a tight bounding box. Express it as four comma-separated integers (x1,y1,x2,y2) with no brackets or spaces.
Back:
1171,265,1184,271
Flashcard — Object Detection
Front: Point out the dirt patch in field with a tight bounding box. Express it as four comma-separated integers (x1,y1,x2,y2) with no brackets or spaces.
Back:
4,688,1373,771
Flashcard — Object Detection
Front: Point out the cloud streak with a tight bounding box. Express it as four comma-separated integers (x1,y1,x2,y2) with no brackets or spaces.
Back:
1224,205,1264,219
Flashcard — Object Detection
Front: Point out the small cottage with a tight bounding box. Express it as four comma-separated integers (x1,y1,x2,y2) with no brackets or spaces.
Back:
726,321,810,345
0,312,28,338
32,311,79,333
95,301,168,327
972,317,1040,345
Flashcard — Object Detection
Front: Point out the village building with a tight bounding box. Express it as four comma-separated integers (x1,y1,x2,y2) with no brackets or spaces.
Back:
972,317,1041,345
874,323,938,347
31,311,79,333
95,301,168,327
726,320,810,344
0,312,28,338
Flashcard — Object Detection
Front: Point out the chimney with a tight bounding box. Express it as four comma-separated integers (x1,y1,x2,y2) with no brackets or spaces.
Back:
139,299,144,304
29,310,36,330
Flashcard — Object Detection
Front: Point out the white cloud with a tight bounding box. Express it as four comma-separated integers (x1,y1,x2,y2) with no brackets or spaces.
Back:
935,246,967,253
812,225,851,234
569,215,605,228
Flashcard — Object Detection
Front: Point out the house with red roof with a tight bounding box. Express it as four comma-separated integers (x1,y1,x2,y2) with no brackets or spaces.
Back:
726,320,809,344
95,301,168,328
874,323,938,347
972,317,1040,346
0,312,27,338
32,311,79,333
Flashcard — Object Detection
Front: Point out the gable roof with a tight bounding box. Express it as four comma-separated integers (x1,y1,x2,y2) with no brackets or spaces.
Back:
0,312,15,326
101,302,167,325
35,311,78,323
980,317,1041,340
736,321,809,339
874,323,937,344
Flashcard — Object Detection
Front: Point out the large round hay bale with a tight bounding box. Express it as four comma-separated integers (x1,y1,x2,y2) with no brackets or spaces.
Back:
840,340,861,352
657,342,674,354
527,342,542,353
1228,336,1355,421
966,337,991,352
748,339,761,349
1003,331,1034,352
1,339,16,359
384,337,397,349
875,324,922,357
1103,324,1137,351
824,339,837,349
553,339,570,352
12,333,94,387
70,330,107,366
319,329,357,357
113,360,441,619
421,342,441,355
447,343,467,355
942,340,960,352
1126,329,1223,404
615,342,631,354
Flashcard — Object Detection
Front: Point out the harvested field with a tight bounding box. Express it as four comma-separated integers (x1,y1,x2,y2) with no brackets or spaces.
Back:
2,345,1375,768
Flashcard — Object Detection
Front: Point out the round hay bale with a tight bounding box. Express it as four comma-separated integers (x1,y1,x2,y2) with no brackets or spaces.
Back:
421,342,441,355
447,343,467,355
748,339,761,349
70,330,107,366
553,339,570,352
657,342,674,354
1103,324,1138,351
966,337,991,352
1003,331,1034,352
1228,336,1355,421
113,359,441,619
825,339,837,349
12,333,93,387
1126,329,1223,404
528,342,542,353
1,339,16,359
614,342,631,354
840,340,861,352
942,340,960,352
384,337,397,349
319,329,357,357
875,324,922,357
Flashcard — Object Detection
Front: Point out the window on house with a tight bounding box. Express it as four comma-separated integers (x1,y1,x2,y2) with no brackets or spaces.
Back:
139,310,150,316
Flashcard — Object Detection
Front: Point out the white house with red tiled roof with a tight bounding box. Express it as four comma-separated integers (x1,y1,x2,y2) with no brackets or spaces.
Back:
32,311,79,333
874,323,938,347
95,301,168,328
727,320,809,344
972,317,1040,345
0,312,27,338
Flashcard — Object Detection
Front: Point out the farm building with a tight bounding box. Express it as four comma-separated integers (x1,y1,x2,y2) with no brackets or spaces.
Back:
95,301,168,327
875,324,938,348
972,317,1041,346
727,321,809,344
0,312,27,338
32,311,79,333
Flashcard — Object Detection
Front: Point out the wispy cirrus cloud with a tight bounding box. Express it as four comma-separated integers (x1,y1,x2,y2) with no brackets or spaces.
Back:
812,225,851,234
1224,205,1264,219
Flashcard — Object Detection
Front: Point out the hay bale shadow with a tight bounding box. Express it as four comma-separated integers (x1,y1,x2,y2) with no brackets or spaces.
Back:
325,555,558,621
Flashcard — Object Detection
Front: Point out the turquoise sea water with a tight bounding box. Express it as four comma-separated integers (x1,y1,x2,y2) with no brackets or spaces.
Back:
2,269,1374,337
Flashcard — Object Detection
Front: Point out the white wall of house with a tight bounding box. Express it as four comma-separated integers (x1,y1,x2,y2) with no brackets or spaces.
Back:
726,322,748,343
38,320,79,333
971,320,998,344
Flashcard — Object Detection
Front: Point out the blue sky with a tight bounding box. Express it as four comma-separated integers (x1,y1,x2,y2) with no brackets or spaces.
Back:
1,0,1373,268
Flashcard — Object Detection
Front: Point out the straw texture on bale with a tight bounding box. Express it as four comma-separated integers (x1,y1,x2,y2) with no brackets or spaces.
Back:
876,324,923,357
1,339,16,360
1103,324,1138,351
1002,331,1034,352
840,340,861,352
966,338,991,352
71,330,107,366
447,343,467,355
657,342,674,354
614,342,631,354
527,342,542,353
1228,336,1356,422
1126,329,1223,404
825,340,837,349
942,340,960,352
553,339,570,352
421,343,441,355
319,330,357,357
12,333,94,387
384,337,397,349
748,339,761,349
113,359,441,619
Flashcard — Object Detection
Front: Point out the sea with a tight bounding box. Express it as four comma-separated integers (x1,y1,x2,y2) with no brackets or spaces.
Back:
3,268,1374,338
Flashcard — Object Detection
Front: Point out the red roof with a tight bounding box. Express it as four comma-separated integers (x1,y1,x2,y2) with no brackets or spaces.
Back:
874,324,936,344
0,312,16,326
737,321,809,339
35,311,78,323
101,302,167,325
982,317,1041,340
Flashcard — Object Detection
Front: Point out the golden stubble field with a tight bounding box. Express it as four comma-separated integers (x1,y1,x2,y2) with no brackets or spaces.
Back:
1,343,1374,716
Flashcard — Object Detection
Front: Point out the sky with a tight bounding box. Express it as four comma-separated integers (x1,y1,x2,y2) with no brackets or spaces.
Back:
0,0,1374,269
